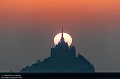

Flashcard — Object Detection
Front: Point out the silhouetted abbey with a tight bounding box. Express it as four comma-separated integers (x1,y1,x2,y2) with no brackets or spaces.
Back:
21,28,95,73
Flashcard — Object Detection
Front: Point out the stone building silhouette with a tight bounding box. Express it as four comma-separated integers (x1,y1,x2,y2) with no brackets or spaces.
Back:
21,29,95,73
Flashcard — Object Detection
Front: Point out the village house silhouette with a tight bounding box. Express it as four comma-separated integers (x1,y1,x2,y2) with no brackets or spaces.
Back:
21,29,95,73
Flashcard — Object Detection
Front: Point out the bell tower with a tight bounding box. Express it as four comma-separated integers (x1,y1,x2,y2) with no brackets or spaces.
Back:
51,28,76,58
60,27,65,43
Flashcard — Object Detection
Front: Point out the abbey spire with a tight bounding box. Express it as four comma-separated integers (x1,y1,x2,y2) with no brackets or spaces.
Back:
60,27,65,43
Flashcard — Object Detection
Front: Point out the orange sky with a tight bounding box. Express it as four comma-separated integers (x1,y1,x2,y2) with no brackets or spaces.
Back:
0,0,120,29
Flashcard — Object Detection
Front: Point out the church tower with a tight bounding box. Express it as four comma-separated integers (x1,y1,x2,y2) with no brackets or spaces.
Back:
51,28,76,59
60,27,65,43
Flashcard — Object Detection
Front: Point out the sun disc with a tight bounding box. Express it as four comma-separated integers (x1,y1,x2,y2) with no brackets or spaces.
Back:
54,33,72,46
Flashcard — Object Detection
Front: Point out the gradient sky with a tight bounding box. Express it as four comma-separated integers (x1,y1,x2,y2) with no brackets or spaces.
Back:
0,0,120,72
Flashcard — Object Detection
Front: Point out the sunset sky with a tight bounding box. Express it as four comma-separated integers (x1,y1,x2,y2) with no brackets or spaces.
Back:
0,0,120,72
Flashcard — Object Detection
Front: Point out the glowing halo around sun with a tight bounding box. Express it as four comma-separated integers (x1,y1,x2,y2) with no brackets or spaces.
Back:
54,33,72,46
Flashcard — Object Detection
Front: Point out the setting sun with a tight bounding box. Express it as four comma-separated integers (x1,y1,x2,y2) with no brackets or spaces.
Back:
54,33,72,46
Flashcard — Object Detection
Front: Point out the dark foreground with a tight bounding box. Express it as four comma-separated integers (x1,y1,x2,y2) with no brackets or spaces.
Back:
0,73,120,79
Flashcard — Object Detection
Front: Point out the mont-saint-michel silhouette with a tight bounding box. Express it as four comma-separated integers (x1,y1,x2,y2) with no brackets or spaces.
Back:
21,28,95,73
